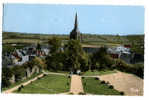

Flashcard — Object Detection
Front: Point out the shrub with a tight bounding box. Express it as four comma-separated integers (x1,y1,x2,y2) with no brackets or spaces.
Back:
43,74,47,77
68,75,71,78
21,85,24,88
82,77,85,79
94,77,99,80
78,92,86,95
17,86,22,92
115,59,144,78
67,82,69,86
84,82,86,86
69,92,74,95
100,80,105,84
109,85,114,89
120,91,124,95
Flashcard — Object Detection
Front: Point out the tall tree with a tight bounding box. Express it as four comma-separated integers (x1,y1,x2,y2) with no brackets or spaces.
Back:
48,37,62,54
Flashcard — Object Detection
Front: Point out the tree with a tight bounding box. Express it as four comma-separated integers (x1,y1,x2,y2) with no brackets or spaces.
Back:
2,67,13,88
48,37,62,54
63,40,88,72
46,52,64,71
36,43,41,50
12,65,26,82
90,47,114,70
33,57,46,69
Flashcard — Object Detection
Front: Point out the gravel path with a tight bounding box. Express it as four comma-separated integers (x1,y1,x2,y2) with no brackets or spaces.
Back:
99,71,144,96
70,75,84,94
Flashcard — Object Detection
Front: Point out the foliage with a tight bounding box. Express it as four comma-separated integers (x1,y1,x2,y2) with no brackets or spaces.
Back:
126,35,144,55
90,47,115,70
12,65,26,82
115,59,144,78
46,39,89,72
36,43,41,50
46,52,64,71
48,37,62,54
63,40,89,72
33,57,46,69
2,67,13,88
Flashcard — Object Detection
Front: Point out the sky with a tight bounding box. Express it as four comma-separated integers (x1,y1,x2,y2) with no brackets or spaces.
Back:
3,4,145,35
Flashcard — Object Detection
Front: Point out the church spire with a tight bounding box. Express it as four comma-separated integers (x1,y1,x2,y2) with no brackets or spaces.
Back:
70,12,81,41
74,13,78,30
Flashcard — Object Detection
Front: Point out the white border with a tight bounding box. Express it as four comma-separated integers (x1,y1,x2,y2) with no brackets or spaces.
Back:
0,0,148,100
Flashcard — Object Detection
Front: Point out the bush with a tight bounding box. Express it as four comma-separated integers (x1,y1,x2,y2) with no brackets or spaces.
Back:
67,82,69,86
17,86,22,92
21,85,24,88
115,59,144,78
109,85,114,89
69,92,74,95
68,75,71,78
120,91,124,95
43,74,47,77
94,77,99,80
84,82,86,86
100,80,106,84
78,92,86,95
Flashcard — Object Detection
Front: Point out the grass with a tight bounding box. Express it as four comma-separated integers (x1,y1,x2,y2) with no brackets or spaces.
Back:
44,70,69,75
82,77,121,95
2,72,42,91
83,70,117,76
14,74,70,94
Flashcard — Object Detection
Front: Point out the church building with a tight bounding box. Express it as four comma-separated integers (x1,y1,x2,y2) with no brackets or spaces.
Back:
70,13,82,41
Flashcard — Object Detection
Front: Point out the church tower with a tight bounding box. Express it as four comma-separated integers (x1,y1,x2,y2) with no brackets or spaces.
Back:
70,13,81,41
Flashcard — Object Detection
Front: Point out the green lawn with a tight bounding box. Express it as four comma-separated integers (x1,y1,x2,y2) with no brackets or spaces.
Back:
82,77,121,95
83,70,117,76
14,74,70,94
44,70,69,75
2,72,42,91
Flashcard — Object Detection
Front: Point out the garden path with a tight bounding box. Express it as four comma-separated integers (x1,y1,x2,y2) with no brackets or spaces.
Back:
98,71,144,96
70,75,84,94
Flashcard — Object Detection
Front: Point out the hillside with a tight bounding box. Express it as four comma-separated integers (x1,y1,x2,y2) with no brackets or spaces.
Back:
2,32,144,53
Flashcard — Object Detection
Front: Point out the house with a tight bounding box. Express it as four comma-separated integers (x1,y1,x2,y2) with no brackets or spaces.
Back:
107,46,131,63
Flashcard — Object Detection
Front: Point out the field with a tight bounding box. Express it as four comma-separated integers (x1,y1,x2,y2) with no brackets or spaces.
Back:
14,74,70,94
82,77,121,95
3,32,144,49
